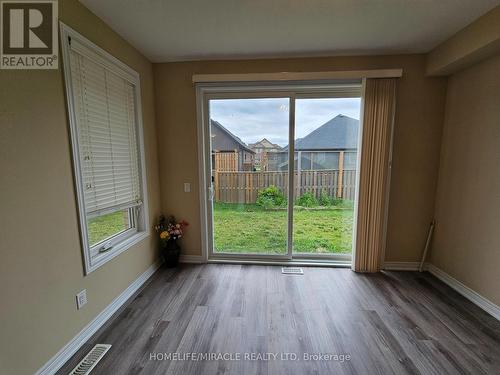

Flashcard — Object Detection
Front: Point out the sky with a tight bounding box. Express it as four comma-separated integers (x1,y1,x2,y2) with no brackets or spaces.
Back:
210,97,361,146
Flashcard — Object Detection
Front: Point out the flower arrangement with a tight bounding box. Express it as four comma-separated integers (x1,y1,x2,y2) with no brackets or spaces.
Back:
155,215,189,268
154,215,189,243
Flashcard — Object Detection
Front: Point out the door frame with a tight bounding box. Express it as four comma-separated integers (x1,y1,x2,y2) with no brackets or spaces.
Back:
195,80,364,265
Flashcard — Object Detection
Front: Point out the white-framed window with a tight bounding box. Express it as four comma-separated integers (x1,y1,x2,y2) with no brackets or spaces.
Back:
60,23,149,274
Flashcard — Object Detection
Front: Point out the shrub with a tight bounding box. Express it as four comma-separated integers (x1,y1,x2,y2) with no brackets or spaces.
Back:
256,185,286,209
319,189,332,206
296,191,319,207
331,198,343,206
331,199,355,209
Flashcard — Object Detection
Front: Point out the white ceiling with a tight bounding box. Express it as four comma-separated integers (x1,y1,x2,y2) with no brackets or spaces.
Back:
80,0,500,62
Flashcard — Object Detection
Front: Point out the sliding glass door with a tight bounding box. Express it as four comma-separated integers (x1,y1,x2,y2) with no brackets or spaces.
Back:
203,84,362,262
293,98,361,257
209,97,290,256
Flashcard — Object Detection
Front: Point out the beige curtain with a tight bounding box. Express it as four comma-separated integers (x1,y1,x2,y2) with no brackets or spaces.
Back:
353,78,397,272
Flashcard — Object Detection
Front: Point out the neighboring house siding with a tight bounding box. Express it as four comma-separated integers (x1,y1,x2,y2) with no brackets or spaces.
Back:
269,151,357,171
211,123,241,152
210,120,255,171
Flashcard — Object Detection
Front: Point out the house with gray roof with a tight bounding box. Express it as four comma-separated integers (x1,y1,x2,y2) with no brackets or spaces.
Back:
270,114,359,171
295,114,359,151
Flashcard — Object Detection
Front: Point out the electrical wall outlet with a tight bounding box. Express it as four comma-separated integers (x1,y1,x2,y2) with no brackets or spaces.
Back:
184,182,191,193
76,289,87,310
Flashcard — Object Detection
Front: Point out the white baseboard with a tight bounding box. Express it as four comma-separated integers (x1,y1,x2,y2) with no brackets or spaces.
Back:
426,263,500,321
179,254,205,263
382,261,421,271
35,260,162,375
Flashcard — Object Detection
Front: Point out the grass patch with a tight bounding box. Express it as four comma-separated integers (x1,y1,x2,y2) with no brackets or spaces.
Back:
87,210,129,246
213,203,353,254
85,203,354,254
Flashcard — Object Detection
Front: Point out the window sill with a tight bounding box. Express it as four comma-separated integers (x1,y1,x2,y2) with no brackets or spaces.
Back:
86,230,150,274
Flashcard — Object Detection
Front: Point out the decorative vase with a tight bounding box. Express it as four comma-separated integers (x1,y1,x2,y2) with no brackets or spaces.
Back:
162,239,181,268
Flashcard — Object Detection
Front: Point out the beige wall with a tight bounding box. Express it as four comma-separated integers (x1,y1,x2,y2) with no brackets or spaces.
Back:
431,54,500,306
153,55,447,262
0,1,160,374
427,5,500,76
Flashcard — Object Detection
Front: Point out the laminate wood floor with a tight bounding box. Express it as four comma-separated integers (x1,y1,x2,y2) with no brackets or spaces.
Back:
57,264,500,375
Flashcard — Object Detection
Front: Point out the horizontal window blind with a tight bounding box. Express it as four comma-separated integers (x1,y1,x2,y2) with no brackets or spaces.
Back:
69,44,141,216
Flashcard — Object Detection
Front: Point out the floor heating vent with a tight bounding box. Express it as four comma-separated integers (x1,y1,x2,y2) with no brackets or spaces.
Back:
69,344,111,375
282,267,304,275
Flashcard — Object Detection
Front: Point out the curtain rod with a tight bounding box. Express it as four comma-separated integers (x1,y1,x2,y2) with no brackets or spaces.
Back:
192,69,403,83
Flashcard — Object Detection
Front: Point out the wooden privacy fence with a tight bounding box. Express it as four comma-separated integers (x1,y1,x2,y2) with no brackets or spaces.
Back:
214,151,238,172
213,169,357,204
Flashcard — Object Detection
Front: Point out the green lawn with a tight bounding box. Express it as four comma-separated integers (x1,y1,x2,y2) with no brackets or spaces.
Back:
85,204,354,254
87,210,129,246
213,203,354,254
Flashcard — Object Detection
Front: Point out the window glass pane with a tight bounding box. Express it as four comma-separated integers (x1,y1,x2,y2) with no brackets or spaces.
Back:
293,152,341,171
87,209,131,247
300,152,312,170
344,151,358,169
